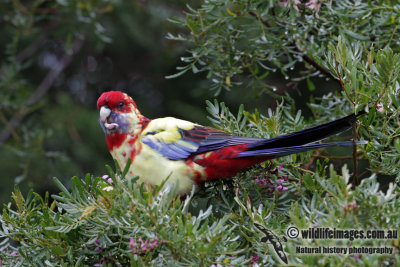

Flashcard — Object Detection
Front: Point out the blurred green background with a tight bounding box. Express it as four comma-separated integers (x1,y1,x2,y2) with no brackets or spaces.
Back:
0,0,338,205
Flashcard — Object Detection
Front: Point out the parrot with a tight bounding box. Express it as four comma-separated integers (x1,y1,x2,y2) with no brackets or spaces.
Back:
97,91,366,194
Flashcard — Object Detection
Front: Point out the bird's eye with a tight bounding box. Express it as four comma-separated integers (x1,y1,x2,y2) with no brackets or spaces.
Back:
118,102,124,109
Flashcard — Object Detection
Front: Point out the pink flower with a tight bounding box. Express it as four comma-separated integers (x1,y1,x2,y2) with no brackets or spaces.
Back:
129,237,138,254
130,235,165,254
344,200,357,212
376,103,384,113
151,235,158,248
102,174,114,184
306,0,322,14
254,164,290,193
377,98,392,113
129,238,135,249
278,0,301,12
142,239,148,251
94,239,103,252
251,254,260,264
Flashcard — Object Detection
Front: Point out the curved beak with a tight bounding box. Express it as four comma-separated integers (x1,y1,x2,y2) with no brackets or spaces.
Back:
100,106,119,130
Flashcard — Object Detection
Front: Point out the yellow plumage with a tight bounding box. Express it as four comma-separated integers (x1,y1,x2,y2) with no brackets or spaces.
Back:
110,118,205,194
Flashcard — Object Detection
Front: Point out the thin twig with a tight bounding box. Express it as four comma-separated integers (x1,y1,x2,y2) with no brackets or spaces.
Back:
298,167,315,174
300,52,336,81
248,10,272,27
352,123,358,186
0,37,85,144
248,10,337,82
0,111,22,144
357,170,369,180
25,39,83,106
314,154,364,160
303,150,321,169
333,53,355,106
15,22,59,63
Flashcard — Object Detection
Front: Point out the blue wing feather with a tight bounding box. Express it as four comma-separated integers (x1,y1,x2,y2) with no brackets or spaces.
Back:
141,137,196,160
181,126,260,153
141,125,257,160
141,112,365,161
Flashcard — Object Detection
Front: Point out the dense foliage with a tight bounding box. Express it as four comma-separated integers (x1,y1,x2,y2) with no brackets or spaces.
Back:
168,0,400,182
0,0,213,204
1,0,400,265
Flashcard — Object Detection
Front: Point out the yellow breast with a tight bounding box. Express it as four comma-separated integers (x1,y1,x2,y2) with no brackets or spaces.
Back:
110,118,206,194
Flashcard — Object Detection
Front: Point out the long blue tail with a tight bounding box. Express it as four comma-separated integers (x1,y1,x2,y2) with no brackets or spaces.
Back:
237,111,366,158
238,141,367,157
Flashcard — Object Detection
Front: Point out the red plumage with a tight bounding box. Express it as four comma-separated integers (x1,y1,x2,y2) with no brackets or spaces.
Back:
192,144,271,181
97,91,137,112
106,132,128,151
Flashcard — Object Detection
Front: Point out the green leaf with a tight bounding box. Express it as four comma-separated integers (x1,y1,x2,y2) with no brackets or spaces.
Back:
390,93,399,108
237,104,244,122
367,108,376,126
85,173,91,191
53,177,71,197
306,78,315,92
394,138,400,153
343,28,369,40
121,158,132,179
165,67,190,79
106,164,118,185
71,176,85,201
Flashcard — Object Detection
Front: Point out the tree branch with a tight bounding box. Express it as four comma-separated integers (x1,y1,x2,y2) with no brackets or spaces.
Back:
0,37,85,144
299,50,336,81
352,123,359,186
249,10,336,82
334,53,355,106
15,22,59,63
302,150,321,170
248,11,272,27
